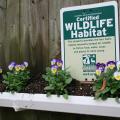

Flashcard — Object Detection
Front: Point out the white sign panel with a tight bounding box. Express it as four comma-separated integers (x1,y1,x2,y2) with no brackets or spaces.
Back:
60,1,119,81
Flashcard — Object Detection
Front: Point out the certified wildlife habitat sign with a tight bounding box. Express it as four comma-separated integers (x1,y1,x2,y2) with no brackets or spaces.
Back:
60,1,119,81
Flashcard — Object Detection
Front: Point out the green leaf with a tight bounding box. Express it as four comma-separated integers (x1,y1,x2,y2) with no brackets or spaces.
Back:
44,86,54,90
42,66,72,96
46,92,51,97
111,88,117,94
94,92,101,99
63,94,68,99
57,94,60,97
102,87,110,94
3,80,9,84
7,72,12,76
42,75,46,79
3,75,7,80
115,97,120,103
65,78,72,84
2,69,30,92
101,94,108,100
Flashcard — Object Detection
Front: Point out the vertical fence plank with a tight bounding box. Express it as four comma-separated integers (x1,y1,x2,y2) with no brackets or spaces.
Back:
49,0,81,59
81,0,99,4
49,0,63,59
0,108,22,120
19,0,31,64
0,0,6,9
21,111,38,120
102,0,117,2
20,0,41,73
4,0,20,65
0,0,6,68
20,0,49,74
37,111,50,120
63,0,81,7
38,0,49,71
49,112,76,120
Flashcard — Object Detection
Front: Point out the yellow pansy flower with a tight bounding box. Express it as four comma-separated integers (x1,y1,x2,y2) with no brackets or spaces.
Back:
96,69,101,76
51,65,58,74
15,65,21,72
114,71,120,80
20,65,25,71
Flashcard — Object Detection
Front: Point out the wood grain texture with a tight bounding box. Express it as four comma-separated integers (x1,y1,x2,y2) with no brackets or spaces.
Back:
0,0,6,68
20,0,48,74
2,0,49,74
102,0,116,2
0,108,120,120
49,0,81,60
19,0,31,64
81,0,100,4
1,0,119,73
49,0,63,59
38,0,49,71
4,0,20,66
63,0,81,7
0,0,6,9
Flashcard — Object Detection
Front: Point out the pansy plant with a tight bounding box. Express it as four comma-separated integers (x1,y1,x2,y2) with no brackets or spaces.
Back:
42,58,72,99
94,60,120,101
3,61,30,92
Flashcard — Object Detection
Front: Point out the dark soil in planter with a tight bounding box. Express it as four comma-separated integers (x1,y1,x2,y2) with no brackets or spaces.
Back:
24,73,47,94
67,80,94,96
0,83,6,92
24,73,94,96
0,75,6,92
0,73,94,96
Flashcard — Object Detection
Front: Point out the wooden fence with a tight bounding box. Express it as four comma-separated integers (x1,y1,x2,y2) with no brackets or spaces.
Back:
0,0,119,75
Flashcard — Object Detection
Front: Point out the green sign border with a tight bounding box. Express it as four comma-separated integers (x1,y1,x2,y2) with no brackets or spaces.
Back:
60,1,119,81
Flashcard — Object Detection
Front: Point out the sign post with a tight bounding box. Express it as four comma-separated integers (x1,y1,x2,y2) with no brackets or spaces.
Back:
60,1,119,81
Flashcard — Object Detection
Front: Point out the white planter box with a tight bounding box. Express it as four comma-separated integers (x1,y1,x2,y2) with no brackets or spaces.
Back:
0,92,119,117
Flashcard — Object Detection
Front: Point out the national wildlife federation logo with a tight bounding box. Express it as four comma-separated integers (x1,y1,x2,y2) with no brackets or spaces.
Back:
82,54,96,72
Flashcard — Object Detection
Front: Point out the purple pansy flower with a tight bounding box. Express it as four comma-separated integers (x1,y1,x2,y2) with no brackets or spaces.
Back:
10,62,16,65
106,61,116,69
96,63,106,72
56,59,63,67
51,65,58,74
96,63,101,68
107,61,116,66
8,62,16,70
51,59,57,66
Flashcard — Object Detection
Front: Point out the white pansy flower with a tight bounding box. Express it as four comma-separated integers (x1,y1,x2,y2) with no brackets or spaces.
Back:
117,61,120,71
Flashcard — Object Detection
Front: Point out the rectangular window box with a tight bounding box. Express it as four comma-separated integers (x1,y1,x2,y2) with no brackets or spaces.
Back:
0,92,119,118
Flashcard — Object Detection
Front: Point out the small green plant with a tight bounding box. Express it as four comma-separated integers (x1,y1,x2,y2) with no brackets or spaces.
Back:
3,61,30,92
94,61,120,101
42,59,72,99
